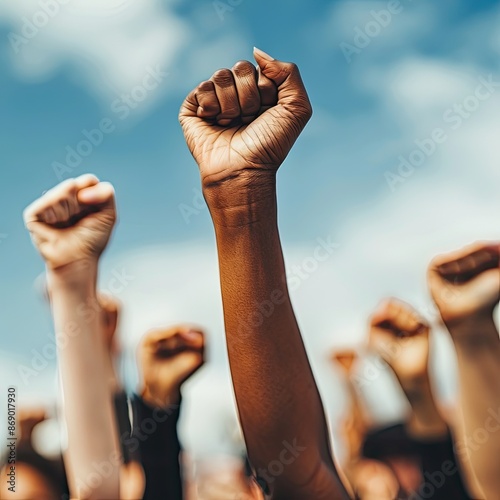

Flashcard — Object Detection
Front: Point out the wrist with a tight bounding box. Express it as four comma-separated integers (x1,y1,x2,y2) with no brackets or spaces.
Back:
402,377,447,437
47,258,98,292
140,384,181,409
203,170,277,228
446,313,499,350
407,411,447,439
402,375,438,413
399,372,432,399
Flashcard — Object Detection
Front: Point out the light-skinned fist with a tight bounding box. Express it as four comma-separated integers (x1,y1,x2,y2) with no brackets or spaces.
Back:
331,349,358,376
427,241,500,329
368,299,430,385
23,174,116,271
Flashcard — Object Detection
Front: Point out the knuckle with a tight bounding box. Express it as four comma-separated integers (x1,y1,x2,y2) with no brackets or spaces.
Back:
212,68,234,87
232,60,255,76
197,80,214,93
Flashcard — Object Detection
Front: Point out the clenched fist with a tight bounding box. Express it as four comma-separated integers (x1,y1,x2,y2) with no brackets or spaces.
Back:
331,349,358,375
138,326,205,408
179,48,312,204
23,174,116,271
368,299,430,384
427,241,500,328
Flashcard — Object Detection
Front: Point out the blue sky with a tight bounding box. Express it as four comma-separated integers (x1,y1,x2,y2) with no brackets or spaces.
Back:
1,0,500,456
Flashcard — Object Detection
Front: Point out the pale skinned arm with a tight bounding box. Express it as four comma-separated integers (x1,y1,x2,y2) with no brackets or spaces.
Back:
331,351,400,500
368,299,447,439
428,242,500,499
368,299,472,499
179,48,348,499
24,175,121,500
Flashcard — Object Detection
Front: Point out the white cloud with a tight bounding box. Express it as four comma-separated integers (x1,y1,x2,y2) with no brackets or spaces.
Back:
0,0,253,113
1,0,189,106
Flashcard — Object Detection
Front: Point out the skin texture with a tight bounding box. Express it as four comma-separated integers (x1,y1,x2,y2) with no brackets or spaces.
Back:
138,326,205,408
24,174,121,500
428,241,500,499
179,48,348,499
368,299,448,439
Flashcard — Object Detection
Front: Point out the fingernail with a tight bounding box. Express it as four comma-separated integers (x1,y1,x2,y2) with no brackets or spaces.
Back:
254,47,274,61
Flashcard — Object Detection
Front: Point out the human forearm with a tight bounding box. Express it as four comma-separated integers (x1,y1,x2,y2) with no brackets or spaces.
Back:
49,260,120,499
211,189,345,498
400,375,448,439
179,48,346,498
448,316,500,498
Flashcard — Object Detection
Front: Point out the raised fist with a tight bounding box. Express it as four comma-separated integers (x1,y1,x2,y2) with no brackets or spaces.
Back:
368,299,430,384
331,349,358,375
427,241,500,327
138,326,205,408
179,48,312,198
23,174,116,270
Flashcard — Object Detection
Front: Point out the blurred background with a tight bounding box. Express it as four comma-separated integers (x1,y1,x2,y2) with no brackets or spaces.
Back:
0,0,499,462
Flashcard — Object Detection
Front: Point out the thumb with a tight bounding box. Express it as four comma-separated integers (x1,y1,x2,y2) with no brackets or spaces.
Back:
78,181,115,206
253,47,312,122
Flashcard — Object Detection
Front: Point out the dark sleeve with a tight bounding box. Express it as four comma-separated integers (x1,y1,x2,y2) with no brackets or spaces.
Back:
131,393,183,500
414,431,472,500
113,391,136,464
